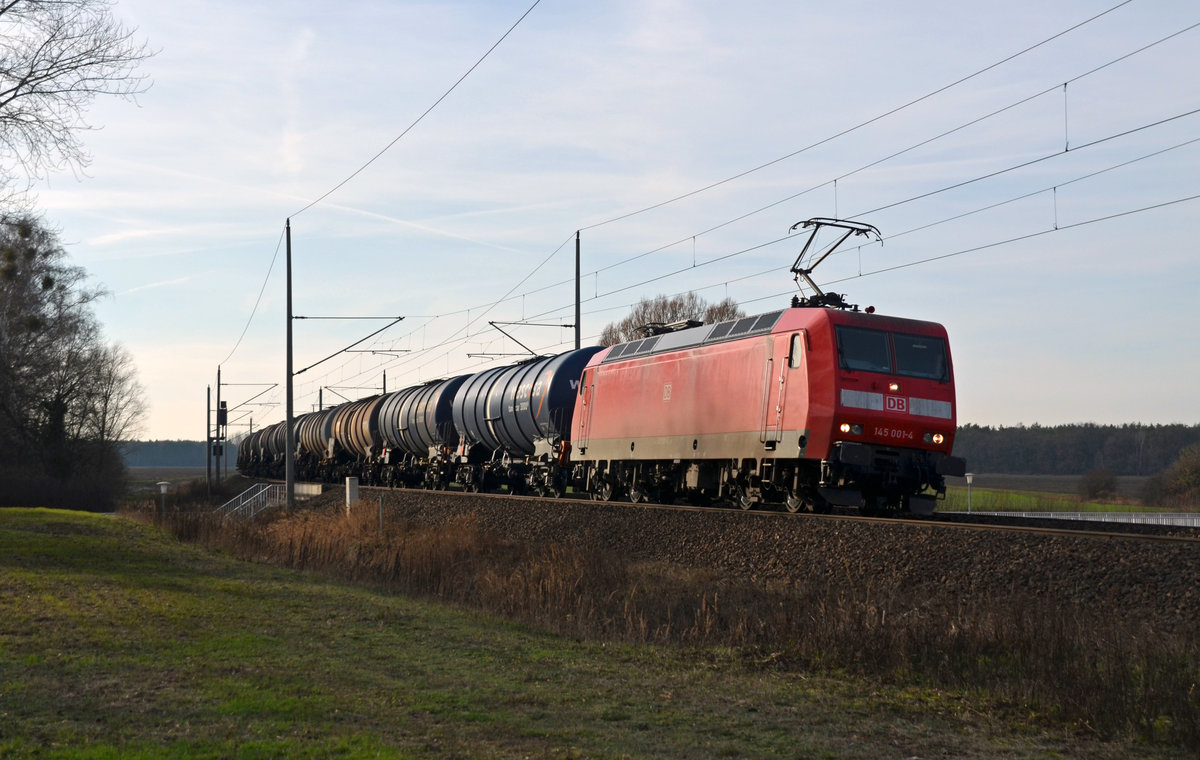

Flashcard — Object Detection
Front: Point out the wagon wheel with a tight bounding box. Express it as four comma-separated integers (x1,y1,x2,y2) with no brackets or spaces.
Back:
595,480,615,502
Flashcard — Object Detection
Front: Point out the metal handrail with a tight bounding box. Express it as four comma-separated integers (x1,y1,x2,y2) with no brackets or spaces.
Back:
216,483,285,518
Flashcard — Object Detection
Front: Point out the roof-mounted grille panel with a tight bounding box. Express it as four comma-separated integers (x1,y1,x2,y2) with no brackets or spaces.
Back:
602,308,788,364
707,321,736,340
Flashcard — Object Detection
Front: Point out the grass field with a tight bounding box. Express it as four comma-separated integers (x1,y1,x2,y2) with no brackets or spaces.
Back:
2,507,1195,759
940,474,1163,512
124,467,212,499
940,486,1147,512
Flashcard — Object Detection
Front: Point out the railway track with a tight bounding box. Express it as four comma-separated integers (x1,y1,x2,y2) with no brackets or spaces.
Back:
354,483,1200,544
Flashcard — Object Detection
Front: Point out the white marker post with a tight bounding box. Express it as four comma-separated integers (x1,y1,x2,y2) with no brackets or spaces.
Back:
346,477,359,516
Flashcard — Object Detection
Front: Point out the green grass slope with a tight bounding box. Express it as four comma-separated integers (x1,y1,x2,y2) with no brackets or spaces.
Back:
0,508,1187,759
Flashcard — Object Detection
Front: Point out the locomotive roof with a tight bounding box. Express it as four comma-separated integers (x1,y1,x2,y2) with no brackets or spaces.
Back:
601,306,946,365
602,309,786,364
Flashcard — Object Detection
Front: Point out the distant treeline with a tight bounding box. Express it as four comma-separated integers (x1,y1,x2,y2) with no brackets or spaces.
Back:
953,423,1200,476
123,440,237,468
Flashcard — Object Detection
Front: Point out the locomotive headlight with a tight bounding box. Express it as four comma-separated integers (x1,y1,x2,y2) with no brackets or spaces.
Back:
840,423,851,433
840,423,863,435
924,432,945,444
888,382,900,392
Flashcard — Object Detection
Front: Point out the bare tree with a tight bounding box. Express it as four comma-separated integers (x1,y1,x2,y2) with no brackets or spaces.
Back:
81,342,144,444
0,214,144,507
0,0,152,183
598,293,745,346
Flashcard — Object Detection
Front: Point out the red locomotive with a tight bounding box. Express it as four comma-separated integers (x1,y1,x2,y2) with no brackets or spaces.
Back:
567,219,965,514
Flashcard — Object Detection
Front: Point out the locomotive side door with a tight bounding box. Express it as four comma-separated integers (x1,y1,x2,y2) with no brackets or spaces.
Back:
760,336,787,446
576,368,594,452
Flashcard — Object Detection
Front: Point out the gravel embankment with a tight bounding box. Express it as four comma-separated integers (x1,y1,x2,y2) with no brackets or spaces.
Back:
323,489,1200,633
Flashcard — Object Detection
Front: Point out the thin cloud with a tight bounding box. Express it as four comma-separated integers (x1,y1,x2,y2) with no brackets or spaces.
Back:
117,276,191,296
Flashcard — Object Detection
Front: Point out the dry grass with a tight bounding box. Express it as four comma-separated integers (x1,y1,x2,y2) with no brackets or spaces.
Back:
147,503,1200,749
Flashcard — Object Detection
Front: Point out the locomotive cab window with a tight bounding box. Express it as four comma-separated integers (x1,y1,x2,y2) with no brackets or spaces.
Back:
894,333,949,381
835,326,892,373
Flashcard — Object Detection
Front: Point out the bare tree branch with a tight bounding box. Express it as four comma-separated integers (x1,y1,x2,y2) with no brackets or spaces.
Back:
598,294,745,346
0,0,152,184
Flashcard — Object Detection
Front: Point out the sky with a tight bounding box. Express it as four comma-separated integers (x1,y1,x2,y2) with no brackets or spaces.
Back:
26,0,1200,441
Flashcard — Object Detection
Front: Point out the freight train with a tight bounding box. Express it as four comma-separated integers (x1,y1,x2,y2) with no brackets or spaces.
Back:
238,304,965,515
238,220,966,515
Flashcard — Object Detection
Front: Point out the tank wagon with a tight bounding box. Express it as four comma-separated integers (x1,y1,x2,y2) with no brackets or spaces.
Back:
377,375,470,489
452,347,603,495
236,219,966,515
237,348,603,496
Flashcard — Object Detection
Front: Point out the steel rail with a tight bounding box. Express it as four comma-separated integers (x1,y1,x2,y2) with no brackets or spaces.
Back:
351,485,1200,545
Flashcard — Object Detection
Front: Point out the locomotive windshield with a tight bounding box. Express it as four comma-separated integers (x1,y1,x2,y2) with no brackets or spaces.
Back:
836,326,949,381
835,326,891,373
893,332,949,381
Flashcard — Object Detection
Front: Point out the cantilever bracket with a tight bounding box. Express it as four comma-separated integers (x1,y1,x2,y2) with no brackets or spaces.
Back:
475,320,574,359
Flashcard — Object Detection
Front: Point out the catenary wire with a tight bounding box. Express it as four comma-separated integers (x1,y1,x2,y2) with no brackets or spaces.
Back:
506,109,1200,326
230,0,1148,377
218,224,286,366
516,18,1200,297
575,0,1137,232
238,2,1196,418
270,186,1200,426
218,0,541,368
282,116,1200,413
289,0,543,218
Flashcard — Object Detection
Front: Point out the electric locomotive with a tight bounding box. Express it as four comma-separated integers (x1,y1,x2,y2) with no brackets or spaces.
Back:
566,219,965,514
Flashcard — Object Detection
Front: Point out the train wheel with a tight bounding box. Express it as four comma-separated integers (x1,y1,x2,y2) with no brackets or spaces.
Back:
784,492,804,513
595,480,614,502
628,487,645,504
733,484,753,511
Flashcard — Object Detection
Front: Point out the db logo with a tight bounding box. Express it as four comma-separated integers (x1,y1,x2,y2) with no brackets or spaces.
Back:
886,396,908,413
